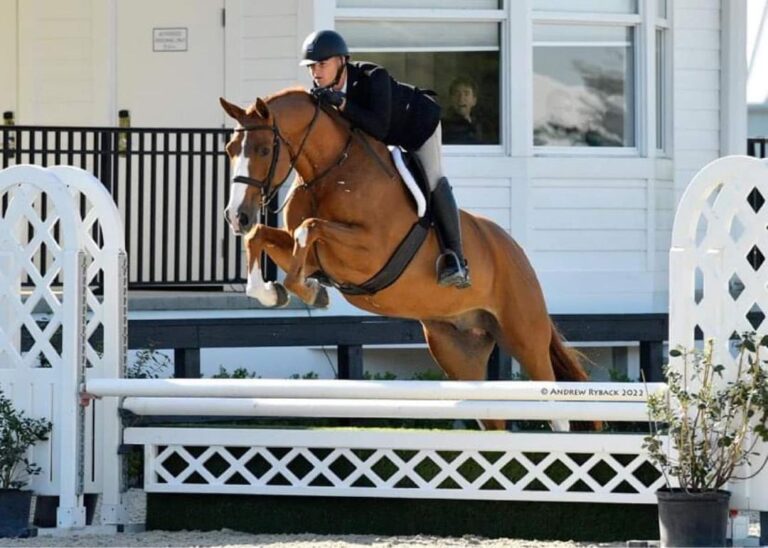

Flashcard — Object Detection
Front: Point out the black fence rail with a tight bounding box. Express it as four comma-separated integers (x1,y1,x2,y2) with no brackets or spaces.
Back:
748,138,768,159
1,126,277,288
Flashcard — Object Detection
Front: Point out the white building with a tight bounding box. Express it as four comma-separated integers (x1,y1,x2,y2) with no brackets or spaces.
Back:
0,0,748,380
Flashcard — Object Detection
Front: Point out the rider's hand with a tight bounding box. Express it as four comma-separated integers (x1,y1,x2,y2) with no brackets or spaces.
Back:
312,87,345,108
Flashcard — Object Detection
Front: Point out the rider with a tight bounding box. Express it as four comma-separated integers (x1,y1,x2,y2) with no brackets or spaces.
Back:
299,29,471,289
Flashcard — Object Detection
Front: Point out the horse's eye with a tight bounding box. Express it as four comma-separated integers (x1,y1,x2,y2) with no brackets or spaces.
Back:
258,146,271,157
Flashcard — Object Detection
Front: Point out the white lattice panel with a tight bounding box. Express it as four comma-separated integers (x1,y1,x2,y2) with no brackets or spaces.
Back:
0,165,126,525
126,428,666,504
670,155,768,511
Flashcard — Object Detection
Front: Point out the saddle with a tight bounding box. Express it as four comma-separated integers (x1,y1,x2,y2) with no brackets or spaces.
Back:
389,147,429,218
309,147,433,295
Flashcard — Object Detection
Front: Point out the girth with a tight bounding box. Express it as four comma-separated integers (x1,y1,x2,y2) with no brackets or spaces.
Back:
311,146,433,296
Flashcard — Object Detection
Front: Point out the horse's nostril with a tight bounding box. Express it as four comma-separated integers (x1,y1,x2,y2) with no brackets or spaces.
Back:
238,212,249,228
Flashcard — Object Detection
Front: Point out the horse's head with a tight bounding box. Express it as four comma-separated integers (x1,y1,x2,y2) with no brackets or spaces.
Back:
220,96,297,235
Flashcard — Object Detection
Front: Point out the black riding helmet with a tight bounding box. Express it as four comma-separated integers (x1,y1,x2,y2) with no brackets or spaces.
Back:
300,30,349,66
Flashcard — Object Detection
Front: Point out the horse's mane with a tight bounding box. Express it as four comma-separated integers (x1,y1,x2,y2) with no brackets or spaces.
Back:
245,87,309,115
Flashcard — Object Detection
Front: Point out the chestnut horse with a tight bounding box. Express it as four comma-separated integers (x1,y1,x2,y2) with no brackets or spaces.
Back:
220,89,591,431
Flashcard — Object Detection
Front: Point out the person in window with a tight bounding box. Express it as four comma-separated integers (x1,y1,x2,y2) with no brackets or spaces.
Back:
300,29,470,289
442,76,485,145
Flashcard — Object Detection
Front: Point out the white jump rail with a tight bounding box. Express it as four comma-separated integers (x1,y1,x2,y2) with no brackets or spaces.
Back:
119,397,649,421
87,378,666,421
87,378,666,401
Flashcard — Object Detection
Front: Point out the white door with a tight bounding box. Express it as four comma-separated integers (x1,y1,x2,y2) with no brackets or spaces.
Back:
117,0,225,127
0,0,18,118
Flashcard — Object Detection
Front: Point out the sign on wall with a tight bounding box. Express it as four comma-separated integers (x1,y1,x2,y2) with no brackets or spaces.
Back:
153,28,188,52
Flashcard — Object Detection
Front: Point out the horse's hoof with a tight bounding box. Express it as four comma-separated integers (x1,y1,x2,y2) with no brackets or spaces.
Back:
312,286,330,309
273,282,290,308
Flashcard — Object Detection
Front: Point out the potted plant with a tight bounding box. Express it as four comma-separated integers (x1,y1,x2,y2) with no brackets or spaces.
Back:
644,334,768,547
0,389,53,538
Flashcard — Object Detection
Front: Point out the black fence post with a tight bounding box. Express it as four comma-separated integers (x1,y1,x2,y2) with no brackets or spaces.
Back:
337,344,363,379
640,341,664,382
98,130,113,193
174,348,201,379
486,345,512,380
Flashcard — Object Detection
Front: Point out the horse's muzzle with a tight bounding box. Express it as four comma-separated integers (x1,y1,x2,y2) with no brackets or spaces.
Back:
224,207,244,235
224,207,260,235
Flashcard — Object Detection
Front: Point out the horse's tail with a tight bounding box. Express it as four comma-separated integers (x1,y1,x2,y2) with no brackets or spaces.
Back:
549,321,602,430
549,321,588,382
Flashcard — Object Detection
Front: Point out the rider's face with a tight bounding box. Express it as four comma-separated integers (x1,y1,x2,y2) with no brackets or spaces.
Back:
309,57,345,89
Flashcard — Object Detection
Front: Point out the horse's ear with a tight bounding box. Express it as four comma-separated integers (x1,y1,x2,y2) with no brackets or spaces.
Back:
254,97,271,119
219,97,246,121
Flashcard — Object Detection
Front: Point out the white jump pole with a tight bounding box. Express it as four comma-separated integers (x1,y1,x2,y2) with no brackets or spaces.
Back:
121,396,649,422
87,378,666,402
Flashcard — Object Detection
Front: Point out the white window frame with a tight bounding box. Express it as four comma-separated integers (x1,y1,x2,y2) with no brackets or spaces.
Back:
335,6,507,155
334,1,672,159
655,3,672,157
531,1,671,158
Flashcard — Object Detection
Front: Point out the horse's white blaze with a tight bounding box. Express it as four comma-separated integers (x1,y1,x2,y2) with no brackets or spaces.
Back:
227,182,248,222
233,139,250,180
225,128,250,230
294,226,309,248
245,261,278,306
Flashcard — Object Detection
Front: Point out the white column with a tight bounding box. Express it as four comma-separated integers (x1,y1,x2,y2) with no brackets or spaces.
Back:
721,0,748,155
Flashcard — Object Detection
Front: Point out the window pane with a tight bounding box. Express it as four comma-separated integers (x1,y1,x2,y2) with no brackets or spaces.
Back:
656,29,664,149
337,21,499,49
532,0,637,14
351,51,501,145
533,25,635,147
339,0,501,8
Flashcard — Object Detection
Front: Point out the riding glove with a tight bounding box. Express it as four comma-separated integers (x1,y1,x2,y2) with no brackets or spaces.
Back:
312,87,345,108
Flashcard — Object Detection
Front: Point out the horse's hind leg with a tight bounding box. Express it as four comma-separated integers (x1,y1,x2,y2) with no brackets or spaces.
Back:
491,309,593,431
421,320,504,431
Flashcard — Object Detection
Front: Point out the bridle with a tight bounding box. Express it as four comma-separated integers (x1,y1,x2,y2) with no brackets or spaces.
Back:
232,102,323,208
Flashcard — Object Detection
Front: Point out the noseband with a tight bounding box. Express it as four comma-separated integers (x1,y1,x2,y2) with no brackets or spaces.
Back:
233,103,322,207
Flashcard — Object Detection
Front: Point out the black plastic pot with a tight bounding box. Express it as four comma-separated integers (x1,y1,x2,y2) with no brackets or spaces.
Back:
657,488,731,547
0,489,33,538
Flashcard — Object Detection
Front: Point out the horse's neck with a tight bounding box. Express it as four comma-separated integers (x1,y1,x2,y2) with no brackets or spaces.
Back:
294,112,353,182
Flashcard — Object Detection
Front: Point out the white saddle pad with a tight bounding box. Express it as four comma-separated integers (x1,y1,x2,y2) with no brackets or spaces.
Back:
389,146,427,218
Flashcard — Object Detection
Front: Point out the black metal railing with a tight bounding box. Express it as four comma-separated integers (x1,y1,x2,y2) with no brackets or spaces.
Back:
748,138,768,159
1,126,278,288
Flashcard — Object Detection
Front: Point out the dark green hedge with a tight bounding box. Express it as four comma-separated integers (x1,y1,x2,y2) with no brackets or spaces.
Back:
147,494,659,542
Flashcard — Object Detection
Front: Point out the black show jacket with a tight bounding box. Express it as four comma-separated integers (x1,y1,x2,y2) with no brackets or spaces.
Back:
335,61,441,151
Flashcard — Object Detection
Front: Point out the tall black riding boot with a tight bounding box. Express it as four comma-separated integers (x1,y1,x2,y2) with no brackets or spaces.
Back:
432,177,471,288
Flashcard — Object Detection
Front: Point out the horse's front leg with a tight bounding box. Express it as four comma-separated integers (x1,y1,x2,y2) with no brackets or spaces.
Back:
244,224,295,307
284,217,364,307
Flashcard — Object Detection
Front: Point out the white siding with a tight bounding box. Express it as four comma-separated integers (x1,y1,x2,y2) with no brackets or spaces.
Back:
234,0,307,104
673,0,722,196
528,165,661,312
454,182,511,233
